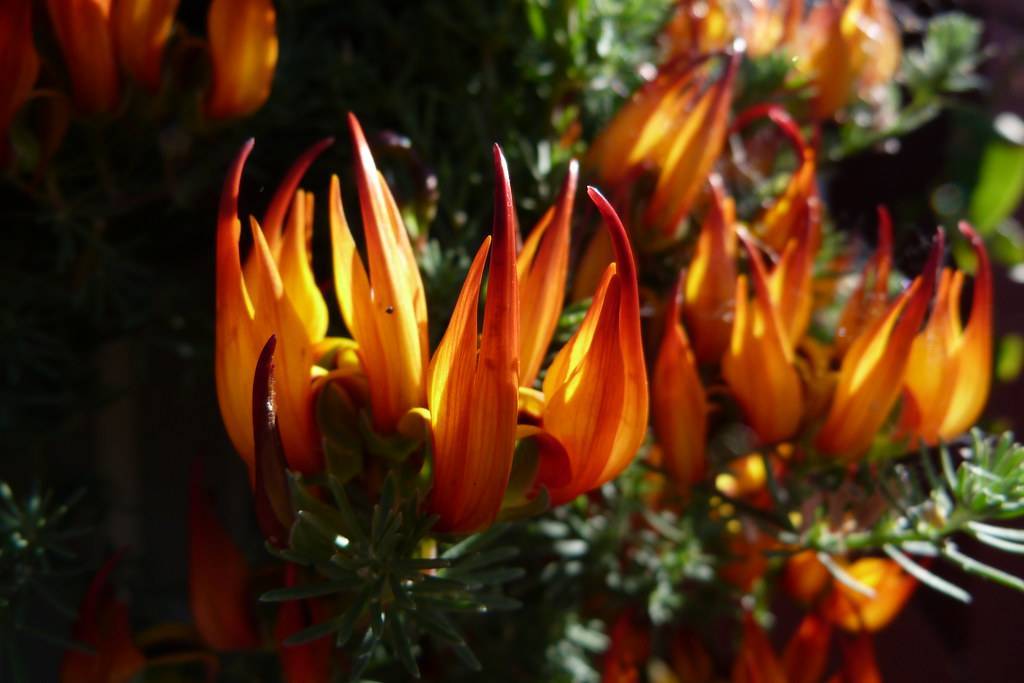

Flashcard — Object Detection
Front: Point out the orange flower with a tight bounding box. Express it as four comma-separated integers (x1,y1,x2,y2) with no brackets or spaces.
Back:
188,461,261,651
653,270,709,490
0,0,38,162
46,0,121,114
683,177,737,362
783,549,831,604
732,616,786,683
722,230,803,445
60,554,146,683
902,222,993,444
819,557,916,632
536,188,649,505
112,0,179,92
796,0,900,119
587,52,740,243
517,160,578,387
663,0,803,60
206,0,278,119
329,114,430,434
427,145,520,533
815,232,942,458
783,613,832,683
215,138,331,473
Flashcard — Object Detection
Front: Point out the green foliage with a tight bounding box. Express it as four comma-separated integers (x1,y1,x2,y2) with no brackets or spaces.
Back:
0,482,91,681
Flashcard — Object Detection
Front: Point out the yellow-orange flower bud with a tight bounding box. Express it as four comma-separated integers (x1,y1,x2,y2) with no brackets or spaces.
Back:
538,188,649,505
722,231,804,445
517,160,578,387
684,178,737,362
428,145,520,533
820,557,916,632
46,0,121,114
653,271,708,490
206,0,278,119
796,0,900,119
902,222,992,444
588,52,740,243
0,0,38,162
112,0,178,92
815,232,942,458
215,138,331,473
330,114,429,434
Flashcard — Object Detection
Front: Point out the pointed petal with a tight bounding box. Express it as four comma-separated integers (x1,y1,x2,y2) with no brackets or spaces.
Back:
768,208,815,345
215,140,259,467
346,113,428,431
684,178,737,362
541,188,647,504
263,137,334,252
247,218,321,472
278,189,329,343
653,271,708,490
646,53,740,238
518,159,578,386
817,231,943,457
428,147,521,532
722,231,804,444
938,222,992,438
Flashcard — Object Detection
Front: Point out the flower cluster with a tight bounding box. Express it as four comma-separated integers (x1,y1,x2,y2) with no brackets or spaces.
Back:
215,114,648,534
0,0,278,165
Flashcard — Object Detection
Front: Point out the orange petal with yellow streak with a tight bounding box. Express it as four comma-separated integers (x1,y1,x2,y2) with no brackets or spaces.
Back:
684,178,737,362
206,0,278,119
428,145,520,533
938,223,992,439
816,232,942,458
337,113,428,432
653,270,708,490
722,231,803,444
542,188,648,505
112,0,178,92
246,217,321,472
646,53,740,238
277,190,329,343
820,557,916,633
215,140,260,467
517,159,578,387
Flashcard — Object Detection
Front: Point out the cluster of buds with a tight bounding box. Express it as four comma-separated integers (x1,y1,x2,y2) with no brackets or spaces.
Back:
215,114,649,535
662,0,901,119
0,0,279,165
